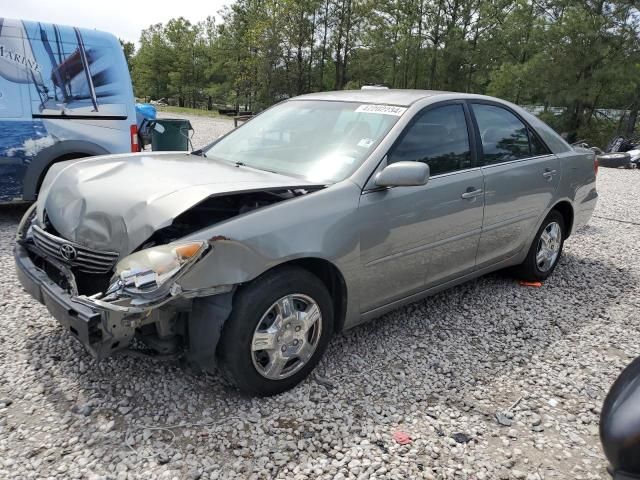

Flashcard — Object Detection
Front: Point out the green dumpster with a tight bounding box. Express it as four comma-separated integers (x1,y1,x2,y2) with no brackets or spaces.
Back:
151,119,193,151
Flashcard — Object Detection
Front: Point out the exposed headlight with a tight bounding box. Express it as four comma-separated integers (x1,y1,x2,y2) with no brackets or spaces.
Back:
112,241,207,293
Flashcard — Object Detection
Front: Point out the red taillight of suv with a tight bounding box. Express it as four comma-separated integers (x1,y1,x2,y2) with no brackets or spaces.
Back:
130,124,140,152
594,156,599,176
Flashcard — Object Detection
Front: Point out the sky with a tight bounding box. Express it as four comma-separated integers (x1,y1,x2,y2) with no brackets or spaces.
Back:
2,0,230,45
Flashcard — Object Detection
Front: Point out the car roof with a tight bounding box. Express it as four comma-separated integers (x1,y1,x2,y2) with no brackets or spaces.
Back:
293,89,454,107
292,89,574,155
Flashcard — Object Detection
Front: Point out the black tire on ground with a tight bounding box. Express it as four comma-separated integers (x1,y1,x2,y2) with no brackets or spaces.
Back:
216,266,334,396
515,210,565,282
598,152,631,168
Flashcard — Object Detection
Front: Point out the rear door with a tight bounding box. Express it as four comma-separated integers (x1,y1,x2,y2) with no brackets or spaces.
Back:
469,102,560,268
358,101,485,312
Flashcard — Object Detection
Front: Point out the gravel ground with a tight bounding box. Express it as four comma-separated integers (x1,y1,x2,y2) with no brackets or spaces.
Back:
1,136,639,478
154,111,235,150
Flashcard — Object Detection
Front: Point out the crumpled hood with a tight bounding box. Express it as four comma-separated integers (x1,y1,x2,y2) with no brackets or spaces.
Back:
37,152,316,256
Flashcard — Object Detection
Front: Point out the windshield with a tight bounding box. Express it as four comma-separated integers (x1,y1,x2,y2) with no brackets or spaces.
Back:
203,100,404,183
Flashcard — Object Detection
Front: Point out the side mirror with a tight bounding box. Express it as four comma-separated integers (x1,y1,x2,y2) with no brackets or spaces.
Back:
153,122,165,134
374,161,430,188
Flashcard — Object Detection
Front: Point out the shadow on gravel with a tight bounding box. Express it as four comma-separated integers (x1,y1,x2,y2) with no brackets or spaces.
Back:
0,182,633,477
329,251,635,403
18,247,634,424
6,209,633,479
0,204,29,223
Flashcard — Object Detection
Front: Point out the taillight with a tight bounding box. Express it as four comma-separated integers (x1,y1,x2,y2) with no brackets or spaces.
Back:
130,124,139,152
594,156,599,176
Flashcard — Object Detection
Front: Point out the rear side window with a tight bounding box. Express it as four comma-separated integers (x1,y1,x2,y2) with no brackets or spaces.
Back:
472,104,549,165
387,104,471,176
529,127,551,156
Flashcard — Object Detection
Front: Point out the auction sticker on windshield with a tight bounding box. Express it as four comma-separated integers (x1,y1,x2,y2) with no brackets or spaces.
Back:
355,104,407,116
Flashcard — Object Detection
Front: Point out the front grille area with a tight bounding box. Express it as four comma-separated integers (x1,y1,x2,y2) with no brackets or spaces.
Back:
31,225,119,274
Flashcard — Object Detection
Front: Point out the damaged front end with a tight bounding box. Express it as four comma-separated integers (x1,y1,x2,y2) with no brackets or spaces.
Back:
15,179,323,365
14,203,235,362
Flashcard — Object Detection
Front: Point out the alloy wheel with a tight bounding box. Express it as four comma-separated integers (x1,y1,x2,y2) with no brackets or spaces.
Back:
251,294,323,380
536,221,562,272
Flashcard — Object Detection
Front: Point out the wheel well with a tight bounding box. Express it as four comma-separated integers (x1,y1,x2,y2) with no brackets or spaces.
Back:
36,152,91,194
552,201,574,238
280,258,348,333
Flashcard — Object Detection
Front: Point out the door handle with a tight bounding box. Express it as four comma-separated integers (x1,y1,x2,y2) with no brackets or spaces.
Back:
461,188,483,199
542,169,557,180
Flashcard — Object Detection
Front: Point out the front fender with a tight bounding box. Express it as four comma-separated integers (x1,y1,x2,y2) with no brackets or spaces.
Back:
177,237,276,289
174,180,364,329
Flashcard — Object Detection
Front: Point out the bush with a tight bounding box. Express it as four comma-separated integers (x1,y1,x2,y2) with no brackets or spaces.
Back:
536,111,620,149
576,117,620,150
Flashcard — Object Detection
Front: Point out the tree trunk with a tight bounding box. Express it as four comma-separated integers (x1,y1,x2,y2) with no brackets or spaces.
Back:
441,0,460,90
391,24,399,87
567,63,595,141
341,0,353,88
515,0,535,103
465,16,479,93
334,0,345,89
625,103,639,136
567,99,584,143
308,10,316,92
335,0,352,90
428,0,443,89
402,40,409,88
296,42,304,95
319,0,330,90
624,83,640,136
284,45,293,97
413,0,424,88
296,8,305,95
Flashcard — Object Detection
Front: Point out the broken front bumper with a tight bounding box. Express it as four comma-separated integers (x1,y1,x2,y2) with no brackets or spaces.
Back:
15,238,234,362
14,242,137,360
14,203,235,362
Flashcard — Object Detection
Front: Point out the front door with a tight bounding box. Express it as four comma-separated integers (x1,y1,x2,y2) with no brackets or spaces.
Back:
469,102,560,268
358,102,485,312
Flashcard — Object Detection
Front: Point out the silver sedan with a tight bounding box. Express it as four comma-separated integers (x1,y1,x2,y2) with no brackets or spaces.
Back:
15,89,598,395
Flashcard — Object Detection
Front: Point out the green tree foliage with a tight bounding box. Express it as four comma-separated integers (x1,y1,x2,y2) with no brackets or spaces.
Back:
130,0,640,141
119,39,135,72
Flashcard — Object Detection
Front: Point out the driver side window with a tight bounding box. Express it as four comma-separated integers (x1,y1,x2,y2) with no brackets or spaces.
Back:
387,104,472,176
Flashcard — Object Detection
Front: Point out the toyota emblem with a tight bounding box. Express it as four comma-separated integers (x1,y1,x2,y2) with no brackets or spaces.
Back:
59,243,77,261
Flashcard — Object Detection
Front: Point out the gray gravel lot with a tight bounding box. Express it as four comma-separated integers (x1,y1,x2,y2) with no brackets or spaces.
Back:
155,111,235,149
1,122,639,478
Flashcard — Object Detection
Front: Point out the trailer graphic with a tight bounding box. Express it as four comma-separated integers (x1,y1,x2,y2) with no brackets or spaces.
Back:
0,18,136,203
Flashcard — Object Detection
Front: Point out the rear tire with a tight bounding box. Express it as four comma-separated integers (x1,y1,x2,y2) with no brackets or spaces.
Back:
217,266,333,396
598,152,631,168
515,210,565,282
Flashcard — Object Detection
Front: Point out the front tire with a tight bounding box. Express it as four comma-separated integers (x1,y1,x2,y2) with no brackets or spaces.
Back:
217,266,333,396
516,210,565,282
